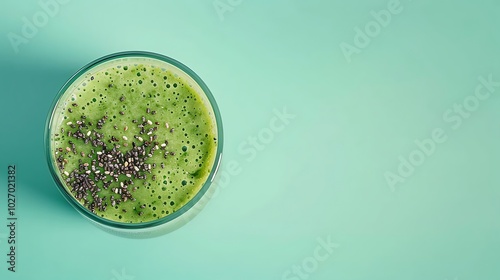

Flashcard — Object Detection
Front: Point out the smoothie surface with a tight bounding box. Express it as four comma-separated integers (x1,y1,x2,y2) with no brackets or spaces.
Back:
50,57,218,223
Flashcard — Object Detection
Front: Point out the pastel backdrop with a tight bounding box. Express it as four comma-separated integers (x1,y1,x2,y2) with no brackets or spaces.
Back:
0,1,499,279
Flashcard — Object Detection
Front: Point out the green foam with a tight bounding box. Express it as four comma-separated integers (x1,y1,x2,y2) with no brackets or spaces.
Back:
51,59,217,223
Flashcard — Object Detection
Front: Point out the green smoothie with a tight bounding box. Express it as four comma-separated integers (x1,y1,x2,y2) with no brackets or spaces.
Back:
50,57,218,223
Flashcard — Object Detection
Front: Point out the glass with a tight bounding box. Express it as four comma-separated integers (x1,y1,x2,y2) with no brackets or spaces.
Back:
44,51,223,238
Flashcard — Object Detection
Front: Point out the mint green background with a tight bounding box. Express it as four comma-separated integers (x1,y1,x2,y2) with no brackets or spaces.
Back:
1,0,500,279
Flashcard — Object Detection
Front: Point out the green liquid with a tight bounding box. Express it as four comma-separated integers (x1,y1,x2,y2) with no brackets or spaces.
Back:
51,58,217,223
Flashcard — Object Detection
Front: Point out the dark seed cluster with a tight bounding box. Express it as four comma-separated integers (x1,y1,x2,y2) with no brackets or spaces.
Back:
56,105,172,215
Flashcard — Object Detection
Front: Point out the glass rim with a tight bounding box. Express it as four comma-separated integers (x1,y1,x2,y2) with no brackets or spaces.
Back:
44,51,223,230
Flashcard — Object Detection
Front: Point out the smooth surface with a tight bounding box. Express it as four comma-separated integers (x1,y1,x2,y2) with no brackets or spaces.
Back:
1,0,500,279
